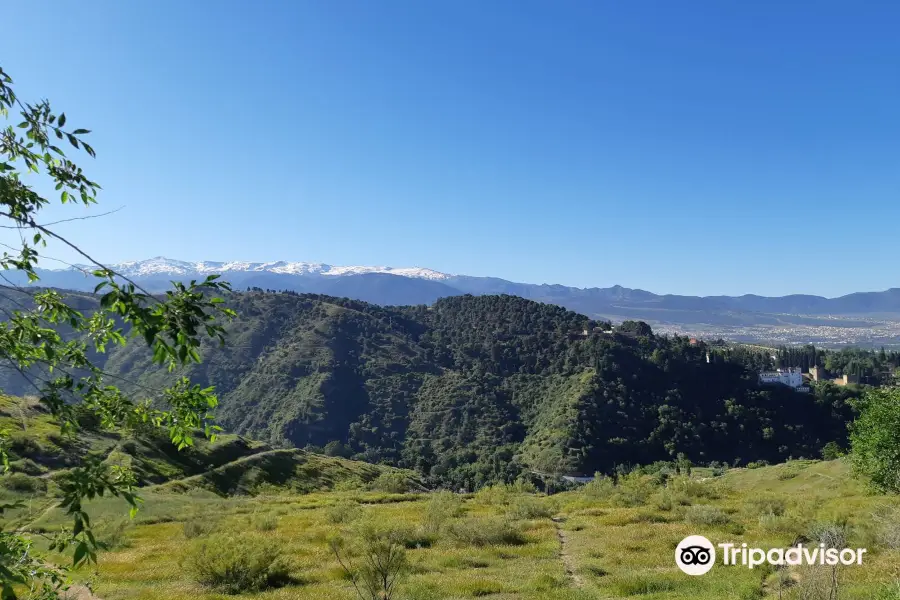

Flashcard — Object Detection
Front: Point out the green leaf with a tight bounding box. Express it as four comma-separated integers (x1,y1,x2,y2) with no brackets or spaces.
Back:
58,112,66,127
73,128,91,134
73,541,87,565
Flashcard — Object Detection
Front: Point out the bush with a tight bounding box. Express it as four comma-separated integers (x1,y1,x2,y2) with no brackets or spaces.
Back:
821,441,844,461
474,483,512,506
422,491,463,534
581,475,615,502
185,534,292,593
511,478,538,494
390,525,437,549
652,489,691,511
612,473,657,507
10,458,44,476
1,472,44,493
507,495,552,520
668,476,722,501
253,514,278,532
448,517,526,547
746,497,786,517
183,517,216,539
850,388,900,493
874,508,900,550
369,472,410,494
326,499,363,525
330,525,410,600
8,436,44,458
323,440,351,458
685,505,730,527
96,518,132,550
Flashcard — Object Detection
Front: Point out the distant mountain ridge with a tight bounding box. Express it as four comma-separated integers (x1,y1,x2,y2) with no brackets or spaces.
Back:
68,256,453,281
21,258,900,335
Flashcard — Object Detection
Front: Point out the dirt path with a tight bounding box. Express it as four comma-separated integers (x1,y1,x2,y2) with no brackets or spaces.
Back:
62,585,102,600
552,516,584,588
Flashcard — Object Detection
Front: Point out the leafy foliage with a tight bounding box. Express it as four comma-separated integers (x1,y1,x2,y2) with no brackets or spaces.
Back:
849,387,900,493
185,533,292,593
0,66,233,597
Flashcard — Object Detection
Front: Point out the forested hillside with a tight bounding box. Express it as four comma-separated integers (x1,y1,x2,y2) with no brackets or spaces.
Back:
0,290,860,489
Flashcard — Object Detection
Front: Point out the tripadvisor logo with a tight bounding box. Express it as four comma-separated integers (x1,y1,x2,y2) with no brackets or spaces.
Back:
676,535,716,575
675,535,867,575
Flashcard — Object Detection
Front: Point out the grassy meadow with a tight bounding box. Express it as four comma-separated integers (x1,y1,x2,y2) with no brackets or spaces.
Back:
4,459,897,600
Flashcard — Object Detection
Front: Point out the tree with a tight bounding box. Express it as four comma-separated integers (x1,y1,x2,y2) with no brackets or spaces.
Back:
0,66,234,597
848,387,900,493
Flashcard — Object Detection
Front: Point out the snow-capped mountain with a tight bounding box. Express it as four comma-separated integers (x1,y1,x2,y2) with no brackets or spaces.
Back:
26,256,900,342
69,257,453,281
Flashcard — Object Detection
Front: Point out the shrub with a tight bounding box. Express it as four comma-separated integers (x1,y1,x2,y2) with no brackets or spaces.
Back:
391,525,437,549
326,500,363,525
850,388,900,493
612,472,657,507
10,458,44,476
369,472,410,494
330,525,410,600
652,489,691,511
746,461,769,469
1,472,44,493
668,476,722,501
185,534,291,594
183,517,216,539
746,497,786,517
758,513,803,535
511,478,538,494
685,505,730,527
323,440,351,458
874,508,900,550
333,478,365,492
821,441,844,461
809,521,849,549
581,474,615,502
422,491,463,534
507,496,552,520
8,436,44,457
253,514,278,532
96,518,132,550
474,483,512,506
448,517,526,547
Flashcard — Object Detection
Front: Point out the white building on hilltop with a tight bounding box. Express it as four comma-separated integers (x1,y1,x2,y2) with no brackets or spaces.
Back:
759,367,803,388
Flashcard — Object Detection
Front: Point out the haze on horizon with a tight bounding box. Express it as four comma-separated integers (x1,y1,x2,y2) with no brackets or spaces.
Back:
2,1,899,298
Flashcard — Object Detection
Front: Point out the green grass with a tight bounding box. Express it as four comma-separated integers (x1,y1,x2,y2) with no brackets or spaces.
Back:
2,458,895,599
2,395,898,599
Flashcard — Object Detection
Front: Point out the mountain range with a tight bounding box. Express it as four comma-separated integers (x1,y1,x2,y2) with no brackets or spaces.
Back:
18,257,900,343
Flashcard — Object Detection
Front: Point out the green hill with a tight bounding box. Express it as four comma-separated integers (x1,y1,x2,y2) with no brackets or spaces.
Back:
0,291,862,489
0,395,420,519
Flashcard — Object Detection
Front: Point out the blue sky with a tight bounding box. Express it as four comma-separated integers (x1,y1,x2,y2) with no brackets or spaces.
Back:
2,1,899,297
